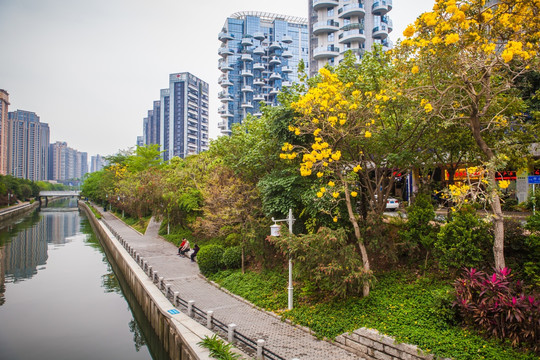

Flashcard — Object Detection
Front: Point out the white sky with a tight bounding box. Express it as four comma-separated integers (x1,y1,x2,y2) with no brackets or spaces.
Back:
0,0,434,158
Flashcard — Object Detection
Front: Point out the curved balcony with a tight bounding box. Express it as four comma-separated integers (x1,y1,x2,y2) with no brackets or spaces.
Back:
313,20,340,35
382,17,393,32
218,61,233,72
241,37,253,46
241,53,253,62
313,45,340,59
218,120,230,133
241,101,253,109
282,50,293,58
219,109,234,118
253,94,265,101
218,76,233,87
269,42,282,51
281,65,293,73
372,1,389,15
313,0,338,11
338,29,366,44
218,32,234,42
282,81,293,87
372,24,389,39
241,85,253,93
253,78,265,86
281,35,293,44
269,88,280,95
340,47,365,58
253,62,265,70
253,46,265,55
241,70,253,77
270,72,282,80
220,95,233,103
269,56,282,65
218,47,234,57
338,3,365,18
253,32,265,40
253,112,263,117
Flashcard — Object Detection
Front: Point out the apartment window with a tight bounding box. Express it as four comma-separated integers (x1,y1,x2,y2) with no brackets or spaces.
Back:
328,33,335,42
327,8,334,17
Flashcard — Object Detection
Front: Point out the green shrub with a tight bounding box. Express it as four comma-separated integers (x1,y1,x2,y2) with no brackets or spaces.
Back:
400,193,439,263
501,198,518,211
222,246,242,269
197,245,225,276
434,206,492,270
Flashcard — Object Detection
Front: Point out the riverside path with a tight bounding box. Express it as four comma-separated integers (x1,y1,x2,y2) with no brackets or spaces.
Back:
94,205,361,360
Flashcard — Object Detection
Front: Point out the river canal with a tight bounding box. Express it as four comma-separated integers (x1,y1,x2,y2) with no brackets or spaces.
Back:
0,199,168,360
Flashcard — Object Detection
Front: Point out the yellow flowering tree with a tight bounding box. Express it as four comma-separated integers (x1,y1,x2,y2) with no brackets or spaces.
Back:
282,51,428,296
397,0,540,269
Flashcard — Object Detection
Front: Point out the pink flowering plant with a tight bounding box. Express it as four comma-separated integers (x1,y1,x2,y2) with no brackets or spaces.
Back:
453,267,539,353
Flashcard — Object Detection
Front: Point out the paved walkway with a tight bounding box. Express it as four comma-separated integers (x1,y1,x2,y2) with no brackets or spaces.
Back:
94,206,361,360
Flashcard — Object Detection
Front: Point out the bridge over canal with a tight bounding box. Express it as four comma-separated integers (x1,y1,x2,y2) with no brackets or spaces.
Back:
38,190,81,208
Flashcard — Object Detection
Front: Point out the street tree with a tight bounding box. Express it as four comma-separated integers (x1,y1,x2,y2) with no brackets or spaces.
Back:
397,0,540,269
281,51,428,296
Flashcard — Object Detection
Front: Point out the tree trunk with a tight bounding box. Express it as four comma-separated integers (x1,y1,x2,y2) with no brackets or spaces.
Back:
488,170,506,269
469,116,505,269
241,245,245,274
341,173,370,297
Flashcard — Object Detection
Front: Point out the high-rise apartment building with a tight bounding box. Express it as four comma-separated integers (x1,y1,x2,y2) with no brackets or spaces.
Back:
48,141,87,181
159,73,209,161
145,100,161,146
308,0,393,76
0,90,9,175
7,110,49,181
218,12,309,135
90,154,105,173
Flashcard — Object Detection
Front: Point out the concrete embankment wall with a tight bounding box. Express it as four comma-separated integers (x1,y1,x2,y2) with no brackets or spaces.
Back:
0,202,39,223
80,201,214,360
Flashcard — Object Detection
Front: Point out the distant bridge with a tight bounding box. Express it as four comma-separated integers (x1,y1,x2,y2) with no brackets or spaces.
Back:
37,190,81,208
39,191,81,197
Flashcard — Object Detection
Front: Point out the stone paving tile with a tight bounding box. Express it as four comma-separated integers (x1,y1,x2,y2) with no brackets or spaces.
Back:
96,209,362,360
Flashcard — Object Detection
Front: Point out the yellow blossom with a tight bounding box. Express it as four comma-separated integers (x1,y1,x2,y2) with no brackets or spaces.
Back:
332,192,339,198
411,65,419,74
499,180,510,189
328,181,335,187
333,216,338,222
317,172,324,178
351,191,358,197
317,192,323,198
403,24,415,37
365,131,372,138
445,33,460,45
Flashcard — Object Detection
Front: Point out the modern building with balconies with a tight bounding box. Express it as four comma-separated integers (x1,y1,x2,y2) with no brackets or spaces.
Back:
159,72,209,160
308,0,393,76
218,11,309,135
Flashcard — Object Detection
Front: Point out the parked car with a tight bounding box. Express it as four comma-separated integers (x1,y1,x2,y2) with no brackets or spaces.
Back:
386,198,399,211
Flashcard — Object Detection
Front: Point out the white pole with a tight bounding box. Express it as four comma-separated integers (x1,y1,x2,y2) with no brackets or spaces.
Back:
288,208,293,310
533,184,536,216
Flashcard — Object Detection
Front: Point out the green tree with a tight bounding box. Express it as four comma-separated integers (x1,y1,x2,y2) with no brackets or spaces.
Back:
398,0,540,269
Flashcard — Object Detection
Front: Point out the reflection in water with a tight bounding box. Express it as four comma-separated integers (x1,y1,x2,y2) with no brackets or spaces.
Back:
0,202,169,360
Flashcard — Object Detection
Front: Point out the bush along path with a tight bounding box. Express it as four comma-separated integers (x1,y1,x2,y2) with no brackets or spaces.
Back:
92,205,359,360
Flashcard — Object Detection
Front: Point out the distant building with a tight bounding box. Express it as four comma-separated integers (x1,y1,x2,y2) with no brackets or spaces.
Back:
308,0,393,77
136,136,144,147
160,72,209,160
0,89,9,175
48,141,87,181
143,101,161,146
218,11,309,135
7,110,49,181
90,154,105,173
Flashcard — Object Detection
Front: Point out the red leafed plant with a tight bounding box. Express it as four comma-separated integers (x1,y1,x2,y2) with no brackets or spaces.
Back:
454,267,539,353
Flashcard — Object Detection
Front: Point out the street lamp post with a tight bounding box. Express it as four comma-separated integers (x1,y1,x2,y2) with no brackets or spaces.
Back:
7,192,13,206
271,208,295,310
118,196,124,218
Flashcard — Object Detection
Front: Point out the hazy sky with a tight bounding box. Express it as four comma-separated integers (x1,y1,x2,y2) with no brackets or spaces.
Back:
0,0,434,158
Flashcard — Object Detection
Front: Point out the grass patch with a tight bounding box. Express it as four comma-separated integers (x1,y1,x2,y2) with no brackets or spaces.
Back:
210,269,538,360
87,203,102,219
115,212,150,234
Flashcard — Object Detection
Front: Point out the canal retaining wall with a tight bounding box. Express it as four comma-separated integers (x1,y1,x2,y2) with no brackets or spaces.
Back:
0,202,39,223
80,201,215,360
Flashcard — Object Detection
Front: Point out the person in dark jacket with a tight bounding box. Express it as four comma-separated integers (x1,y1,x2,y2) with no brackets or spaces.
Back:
190,244,200,262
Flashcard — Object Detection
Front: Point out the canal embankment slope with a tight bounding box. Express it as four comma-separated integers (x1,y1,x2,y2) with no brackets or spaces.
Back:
80,201,217,360
83,201,361,360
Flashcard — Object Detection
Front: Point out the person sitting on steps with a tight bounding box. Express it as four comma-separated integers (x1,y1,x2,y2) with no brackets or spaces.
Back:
179,239,190,257
190,244,200,262
177,238,186,255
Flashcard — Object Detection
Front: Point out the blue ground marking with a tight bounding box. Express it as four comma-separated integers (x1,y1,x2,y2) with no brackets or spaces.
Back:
168,309,180,315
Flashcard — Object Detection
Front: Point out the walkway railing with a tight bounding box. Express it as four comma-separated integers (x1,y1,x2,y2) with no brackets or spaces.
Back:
101,219,294,360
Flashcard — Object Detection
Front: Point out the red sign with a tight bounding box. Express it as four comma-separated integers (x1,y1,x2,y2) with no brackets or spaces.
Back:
495,171,516,180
